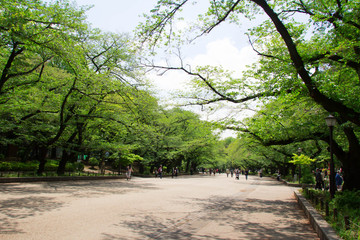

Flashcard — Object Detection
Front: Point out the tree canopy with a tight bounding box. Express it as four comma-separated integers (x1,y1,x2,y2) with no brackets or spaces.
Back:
0,0,224,175
138,0,360,190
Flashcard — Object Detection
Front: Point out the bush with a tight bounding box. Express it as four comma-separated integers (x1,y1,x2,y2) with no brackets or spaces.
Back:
44,160,59,171
65,162,84,172
331,191,360,240
0,161,38,171
88,157,99,168
301,173,315,184
0,161,12,171
300,166,315,184
332,190,360,216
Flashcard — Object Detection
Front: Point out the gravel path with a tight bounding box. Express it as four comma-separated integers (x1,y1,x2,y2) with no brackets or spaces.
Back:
0,174,319,240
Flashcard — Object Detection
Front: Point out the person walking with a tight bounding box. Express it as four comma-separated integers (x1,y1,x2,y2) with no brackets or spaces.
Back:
335,171,343,190
175,167,178,177
158,165,163,179
126,164,133,180
226,169,230,177
235,168,240,180
245,169,248,180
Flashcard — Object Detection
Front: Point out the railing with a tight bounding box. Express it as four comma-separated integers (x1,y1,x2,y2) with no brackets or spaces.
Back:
303,187,359,240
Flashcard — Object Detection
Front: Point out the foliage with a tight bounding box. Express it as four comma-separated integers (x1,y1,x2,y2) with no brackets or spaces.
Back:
65,162,85,172
88,157,100,168
0,160,83,172
332,191,360,217
300,165,315,184
137,0,360,190
0,161,37,171
290,154,316,165
304,188,360,240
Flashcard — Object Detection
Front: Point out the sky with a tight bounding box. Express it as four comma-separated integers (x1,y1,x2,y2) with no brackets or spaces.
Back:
73,0,260,137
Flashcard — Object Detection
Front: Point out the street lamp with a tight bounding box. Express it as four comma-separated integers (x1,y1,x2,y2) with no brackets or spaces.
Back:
325,114,336,199
298,148,302,184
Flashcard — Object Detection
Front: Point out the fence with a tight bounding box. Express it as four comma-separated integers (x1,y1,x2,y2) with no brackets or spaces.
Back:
303,187,360,239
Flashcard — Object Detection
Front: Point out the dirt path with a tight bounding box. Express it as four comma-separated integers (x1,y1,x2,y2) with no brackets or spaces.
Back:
0,174,319,239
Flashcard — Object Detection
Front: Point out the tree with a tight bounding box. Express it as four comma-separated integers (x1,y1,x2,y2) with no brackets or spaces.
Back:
131,107,220,173
0,0,89,172
138,0,360,190
0,0,147,175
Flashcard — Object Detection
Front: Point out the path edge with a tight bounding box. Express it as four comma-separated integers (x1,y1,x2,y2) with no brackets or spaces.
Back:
294,190,340,240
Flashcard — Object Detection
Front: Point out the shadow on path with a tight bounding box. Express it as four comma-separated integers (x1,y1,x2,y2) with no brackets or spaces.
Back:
0,179,159,235
104,193,318,239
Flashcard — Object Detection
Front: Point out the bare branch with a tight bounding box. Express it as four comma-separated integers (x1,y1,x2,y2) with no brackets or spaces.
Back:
202,0,242,35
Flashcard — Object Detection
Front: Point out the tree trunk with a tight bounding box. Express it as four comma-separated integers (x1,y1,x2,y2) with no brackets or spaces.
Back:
37,146,48,175
333,127,360,191
185,157,190,173
138,163,144,174
5,144,19,161
341,153,360,191
57,150,69,175
50,147,57,159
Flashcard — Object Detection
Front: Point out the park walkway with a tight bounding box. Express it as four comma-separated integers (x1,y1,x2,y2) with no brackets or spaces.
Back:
0,174,319,239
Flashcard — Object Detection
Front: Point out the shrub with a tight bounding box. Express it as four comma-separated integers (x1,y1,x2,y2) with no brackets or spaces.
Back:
44,160,59,171
0,162,12,171
88,157,99,168
0,161,38,171
65,162,84,172
332,190,360,216
301,173,315,184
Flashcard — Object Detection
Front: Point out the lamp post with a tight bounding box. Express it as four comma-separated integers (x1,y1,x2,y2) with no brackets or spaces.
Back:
325,114,336,199
298,148,302,184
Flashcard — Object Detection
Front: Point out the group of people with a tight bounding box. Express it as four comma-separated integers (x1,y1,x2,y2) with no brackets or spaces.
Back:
154,165,163,178
315,168,343,190
154,165,180,178
200,168,222,175
225,168,249,180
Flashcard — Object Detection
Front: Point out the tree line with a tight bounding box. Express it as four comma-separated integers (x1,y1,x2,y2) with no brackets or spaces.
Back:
138,0,360,191
0,0,225,176
1,0,359,192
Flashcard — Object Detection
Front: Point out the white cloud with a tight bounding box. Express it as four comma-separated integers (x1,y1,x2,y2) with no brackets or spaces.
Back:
148,38,259,134
150,37,258,97
188,38,258,76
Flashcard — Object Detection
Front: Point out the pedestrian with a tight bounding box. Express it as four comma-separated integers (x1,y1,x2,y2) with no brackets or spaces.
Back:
230,169,233,177
235,168,240,180
226,169,230,177
245,169,248,180
321,169,326,189
175,167,178,177
158,165,163,179
335,171,343,190
126,164,132,180
315,168,323,190
323,170,329,190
